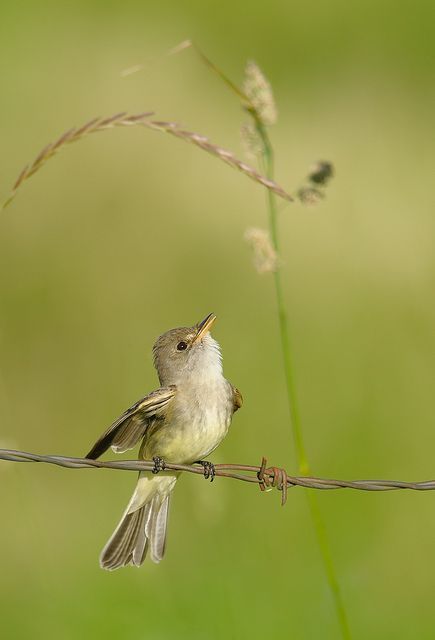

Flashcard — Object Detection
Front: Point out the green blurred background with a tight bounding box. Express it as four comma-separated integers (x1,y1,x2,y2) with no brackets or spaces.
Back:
1,1,434,638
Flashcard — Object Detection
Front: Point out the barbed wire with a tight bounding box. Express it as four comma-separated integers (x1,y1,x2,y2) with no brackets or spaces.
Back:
1,448,435,506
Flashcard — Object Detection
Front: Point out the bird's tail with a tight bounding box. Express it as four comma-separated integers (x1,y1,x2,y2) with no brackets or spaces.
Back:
100,473,178,570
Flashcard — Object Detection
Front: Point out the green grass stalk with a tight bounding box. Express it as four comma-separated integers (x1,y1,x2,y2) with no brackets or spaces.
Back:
257,120,351,640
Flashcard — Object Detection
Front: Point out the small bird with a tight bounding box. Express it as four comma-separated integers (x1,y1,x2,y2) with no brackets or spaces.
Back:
85,313,242,570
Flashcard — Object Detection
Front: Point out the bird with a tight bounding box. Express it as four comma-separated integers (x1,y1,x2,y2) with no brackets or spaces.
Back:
85,313,242,570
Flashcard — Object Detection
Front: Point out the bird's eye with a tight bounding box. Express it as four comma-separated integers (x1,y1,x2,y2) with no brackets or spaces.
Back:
176,341,188,351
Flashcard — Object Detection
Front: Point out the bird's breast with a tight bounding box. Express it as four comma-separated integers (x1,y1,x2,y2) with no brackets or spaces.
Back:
143,379,233,464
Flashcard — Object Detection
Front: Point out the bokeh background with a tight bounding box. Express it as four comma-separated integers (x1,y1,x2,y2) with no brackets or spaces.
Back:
1,1,434,638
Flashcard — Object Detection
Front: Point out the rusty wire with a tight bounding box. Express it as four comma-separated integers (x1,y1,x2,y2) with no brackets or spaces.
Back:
1,448,435,506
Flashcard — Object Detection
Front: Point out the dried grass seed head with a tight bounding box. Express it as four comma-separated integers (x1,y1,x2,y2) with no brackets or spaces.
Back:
243,60,277,126
244,227,278,274
308,161,334,186
297,186,324,206
240,121,265,160
3,111,294,210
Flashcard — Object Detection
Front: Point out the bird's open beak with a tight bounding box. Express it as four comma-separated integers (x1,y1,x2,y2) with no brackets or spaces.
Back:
193,313,216,343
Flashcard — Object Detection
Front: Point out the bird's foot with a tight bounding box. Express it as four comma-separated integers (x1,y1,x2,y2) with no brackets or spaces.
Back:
196,460,215,482
152,456,167,474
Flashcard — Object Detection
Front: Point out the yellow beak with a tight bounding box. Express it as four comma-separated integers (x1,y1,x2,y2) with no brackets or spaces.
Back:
193,313,216,343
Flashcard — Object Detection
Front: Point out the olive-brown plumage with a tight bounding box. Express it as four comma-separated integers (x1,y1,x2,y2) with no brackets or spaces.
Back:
85,313,242,570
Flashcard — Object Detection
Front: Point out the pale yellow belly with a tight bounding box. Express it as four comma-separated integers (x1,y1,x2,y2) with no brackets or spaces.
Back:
142,407,231,464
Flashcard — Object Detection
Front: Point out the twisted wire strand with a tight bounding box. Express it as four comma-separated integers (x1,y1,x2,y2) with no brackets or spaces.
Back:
1,449,435,505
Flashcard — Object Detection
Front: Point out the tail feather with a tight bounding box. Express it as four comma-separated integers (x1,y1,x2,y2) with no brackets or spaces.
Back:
132,503,151,566
150,496,169,563
99,474,176,570
100,506,147,570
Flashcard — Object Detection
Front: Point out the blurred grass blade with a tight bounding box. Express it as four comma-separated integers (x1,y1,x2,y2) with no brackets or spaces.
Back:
193,48,351,638
187,41,250,106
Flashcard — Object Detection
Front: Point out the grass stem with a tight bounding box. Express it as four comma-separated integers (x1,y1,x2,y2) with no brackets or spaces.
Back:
257,121,351,640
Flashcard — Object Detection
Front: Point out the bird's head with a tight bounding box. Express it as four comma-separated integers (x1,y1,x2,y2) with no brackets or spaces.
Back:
153,313,222,385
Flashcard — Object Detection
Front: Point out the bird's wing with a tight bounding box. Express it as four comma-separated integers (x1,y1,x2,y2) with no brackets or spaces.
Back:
85,385,177,459
232,386,243,412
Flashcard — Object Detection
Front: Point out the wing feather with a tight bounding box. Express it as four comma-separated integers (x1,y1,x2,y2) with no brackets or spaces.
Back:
232,386,243,412
85,385,176,459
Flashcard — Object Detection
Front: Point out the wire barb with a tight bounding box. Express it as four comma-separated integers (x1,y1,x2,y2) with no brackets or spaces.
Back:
257,456,268,492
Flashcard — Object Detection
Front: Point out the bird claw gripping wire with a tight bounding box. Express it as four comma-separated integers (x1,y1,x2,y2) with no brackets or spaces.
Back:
152,456,167,474
257,457,289,506
196,460,216,482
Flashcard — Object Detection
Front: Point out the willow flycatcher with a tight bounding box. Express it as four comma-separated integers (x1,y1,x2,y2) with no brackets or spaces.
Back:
85,313,242,570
